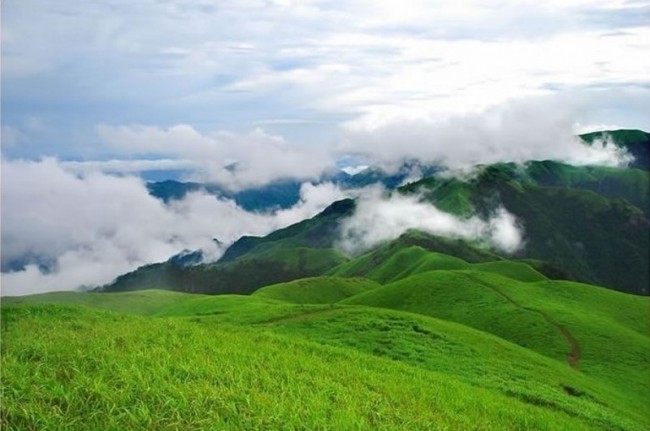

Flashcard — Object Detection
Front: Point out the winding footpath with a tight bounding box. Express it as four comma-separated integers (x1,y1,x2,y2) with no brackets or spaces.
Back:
465,273,581,369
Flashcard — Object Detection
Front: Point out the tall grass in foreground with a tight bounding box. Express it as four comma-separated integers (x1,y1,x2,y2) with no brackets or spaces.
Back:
2,300,646,430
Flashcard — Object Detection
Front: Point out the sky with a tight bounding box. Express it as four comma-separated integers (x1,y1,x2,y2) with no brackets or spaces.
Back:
1,0,649,295
2,0,649,181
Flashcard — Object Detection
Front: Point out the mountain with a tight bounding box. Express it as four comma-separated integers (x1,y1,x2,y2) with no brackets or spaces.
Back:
580,129,649,170
401,160,649,294
146,162,439,211
101,199,355,294
146,178,304,211
106,157,649,295
4,130,650,430
144,130,648,214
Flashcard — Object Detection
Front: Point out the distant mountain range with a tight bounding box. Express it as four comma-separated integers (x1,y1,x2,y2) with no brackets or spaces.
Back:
146,130,649,212
103,129,649,296
146,162,438,211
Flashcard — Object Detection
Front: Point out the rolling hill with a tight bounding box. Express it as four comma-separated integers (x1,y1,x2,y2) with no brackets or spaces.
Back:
4,270,649,429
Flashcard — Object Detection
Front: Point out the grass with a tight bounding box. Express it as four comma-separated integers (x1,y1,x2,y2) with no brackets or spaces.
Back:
471,261,547,282
3,276,649,430
2,299,645,430
253,276,381,304
342,269,650,417
263,306,644,428
331,244,547,284
0,289,201,315
342,271,570,361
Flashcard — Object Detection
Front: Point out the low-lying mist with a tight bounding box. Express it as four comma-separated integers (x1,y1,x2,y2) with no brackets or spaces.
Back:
0,158,349,296
337,188,523,255
338,96,634,173
1,158,526,296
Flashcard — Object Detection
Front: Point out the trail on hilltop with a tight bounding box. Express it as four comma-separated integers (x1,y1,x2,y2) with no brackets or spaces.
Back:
464,273,581,368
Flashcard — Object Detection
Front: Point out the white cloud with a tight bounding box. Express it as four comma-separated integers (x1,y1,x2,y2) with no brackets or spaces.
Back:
96,124,334,189
61,158,198,174
337,188,524,255
77,91,640,186
0,158,349,296
3,0,649,161
337,94,636,172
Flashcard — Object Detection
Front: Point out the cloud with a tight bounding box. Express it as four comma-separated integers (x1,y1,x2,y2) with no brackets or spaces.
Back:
96,124,335,189
60,158,198,174
337,187,524,255
2,1,649,160
0,158,348,296
337,94,636,172
63,91,641,188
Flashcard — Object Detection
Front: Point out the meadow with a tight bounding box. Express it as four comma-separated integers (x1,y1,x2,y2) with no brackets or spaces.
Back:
3,263,649,430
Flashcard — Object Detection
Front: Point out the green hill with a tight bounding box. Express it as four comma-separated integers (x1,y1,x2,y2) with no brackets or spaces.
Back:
342,270,650,413
253,276,381,304
3,282,649,429
101,200,355,294
330,239,549,284
102,130,648,296
580,129,649,171
0,289,202,315
401,161,649,294
104,246,348,295
471,260,548,282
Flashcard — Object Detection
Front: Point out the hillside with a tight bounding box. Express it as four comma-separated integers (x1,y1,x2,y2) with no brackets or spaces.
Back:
147,178,303,211
401,160,649,294
104,130,649,296
580,129,649,171
102,199,355,294
3,277,649,429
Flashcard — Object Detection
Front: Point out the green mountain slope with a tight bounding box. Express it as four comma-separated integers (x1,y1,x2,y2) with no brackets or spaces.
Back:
105,246,348,294
343,270,650,413
402,160,649,294
253,276,381,304
329,239,549,284
580,129,649,171
524,161,649,213
3,283,648,430
101,200,355,294
102,130,648,296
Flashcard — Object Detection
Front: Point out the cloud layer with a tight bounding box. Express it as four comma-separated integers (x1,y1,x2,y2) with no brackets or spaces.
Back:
337,188,523,255
73,93,636,188
3,0,649,160
338,95,637,172
1,158,525,296
95,125,333,189
0,158,347,295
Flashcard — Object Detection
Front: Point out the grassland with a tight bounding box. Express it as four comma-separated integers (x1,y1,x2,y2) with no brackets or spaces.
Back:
3,266,649,430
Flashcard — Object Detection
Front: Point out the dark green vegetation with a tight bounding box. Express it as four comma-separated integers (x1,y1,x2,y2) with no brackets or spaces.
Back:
580,129,649,170
400,158,649,294
145,162,438,210
105,199,354,294
147,178,304,211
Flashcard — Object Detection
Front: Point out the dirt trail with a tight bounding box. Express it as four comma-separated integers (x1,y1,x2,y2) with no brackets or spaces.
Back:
465,274,581,369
